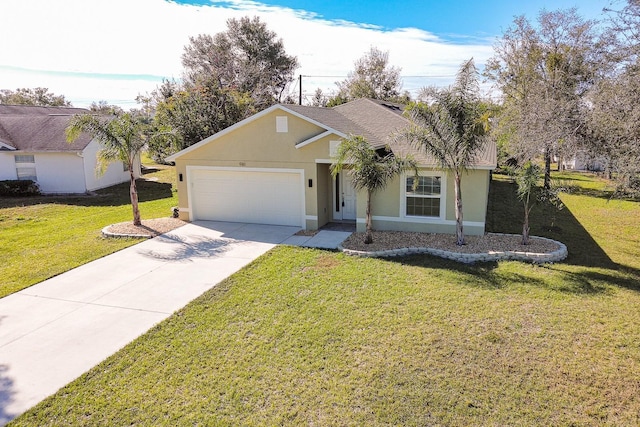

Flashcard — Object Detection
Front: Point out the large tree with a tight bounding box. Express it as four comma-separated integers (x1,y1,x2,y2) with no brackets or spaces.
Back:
66,113,147,225
583,1,640,195
151,16,298,156
331,135,417,244
181,16,298,109
0,87,71,106
485,9,599,189
403,59,488,246
153,78,254,152
330,47,405,106
586,67,640,194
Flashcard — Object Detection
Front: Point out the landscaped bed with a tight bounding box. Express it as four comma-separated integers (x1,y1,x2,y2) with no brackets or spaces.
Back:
102,217,186,238
341,230,558,253
340,230,567,263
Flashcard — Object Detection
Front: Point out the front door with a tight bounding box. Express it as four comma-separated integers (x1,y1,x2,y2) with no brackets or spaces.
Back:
333,173,357,221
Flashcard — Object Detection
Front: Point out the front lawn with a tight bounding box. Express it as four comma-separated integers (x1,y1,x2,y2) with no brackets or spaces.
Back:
0,163,177,297
10,171,640,425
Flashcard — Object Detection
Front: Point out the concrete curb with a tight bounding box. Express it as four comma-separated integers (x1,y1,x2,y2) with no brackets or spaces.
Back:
339,232,568,264
101,225,152,239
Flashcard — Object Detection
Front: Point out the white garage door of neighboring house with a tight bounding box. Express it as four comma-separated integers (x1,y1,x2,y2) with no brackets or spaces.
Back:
189,168,304,227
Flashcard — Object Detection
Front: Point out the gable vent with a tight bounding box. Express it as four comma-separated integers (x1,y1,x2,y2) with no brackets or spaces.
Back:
276,116,288,133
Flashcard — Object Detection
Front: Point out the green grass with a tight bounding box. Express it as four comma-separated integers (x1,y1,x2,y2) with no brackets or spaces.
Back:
8,170,640,425
0,162,177,297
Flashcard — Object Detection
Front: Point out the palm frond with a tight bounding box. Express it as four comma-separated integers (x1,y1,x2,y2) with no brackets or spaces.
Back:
67,113,147,177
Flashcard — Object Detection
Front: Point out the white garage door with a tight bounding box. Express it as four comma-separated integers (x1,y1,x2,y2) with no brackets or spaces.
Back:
190,168,304,227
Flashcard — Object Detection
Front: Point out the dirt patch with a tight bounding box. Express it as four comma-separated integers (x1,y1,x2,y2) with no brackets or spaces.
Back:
104,217,186,238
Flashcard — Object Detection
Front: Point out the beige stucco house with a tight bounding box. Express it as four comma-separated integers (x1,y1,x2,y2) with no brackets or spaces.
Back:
166,98,496,235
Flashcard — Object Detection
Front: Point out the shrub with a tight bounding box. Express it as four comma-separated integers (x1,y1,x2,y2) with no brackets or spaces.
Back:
0,180,40,197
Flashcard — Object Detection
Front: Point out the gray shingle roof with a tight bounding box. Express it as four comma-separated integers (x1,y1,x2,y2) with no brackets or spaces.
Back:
0,105,92,151
284,98,496,169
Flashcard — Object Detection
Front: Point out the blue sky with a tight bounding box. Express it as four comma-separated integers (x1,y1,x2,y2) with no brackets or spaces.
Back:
0,0,609,108
203,0,606,38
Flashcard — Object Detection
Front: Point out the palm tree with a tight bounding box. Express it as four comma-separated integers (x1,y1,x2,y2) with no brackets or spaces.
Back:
66,113,147,225
515,162,541,245
331,135,417,244
403,58,488,246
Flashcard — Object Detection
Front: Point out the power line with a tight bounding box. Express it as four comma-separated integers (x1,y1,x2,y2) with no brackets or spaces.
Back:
301,74,457,79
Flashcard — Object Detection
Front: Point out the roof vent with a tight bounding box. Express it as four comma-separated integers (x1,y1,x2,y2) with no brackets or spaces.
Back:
381,103,402,111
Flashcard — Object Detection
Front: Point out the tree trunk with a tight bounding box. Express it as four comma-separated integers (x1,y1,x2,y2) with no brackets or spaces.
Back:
130,169,141,226
544,147,552,191
364,189,373,244
521,204,530,245
454,172,464,246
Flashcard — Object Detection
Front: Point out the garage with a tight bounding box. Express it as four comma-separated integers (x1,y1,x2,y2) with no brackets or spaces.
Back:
189,168,304,227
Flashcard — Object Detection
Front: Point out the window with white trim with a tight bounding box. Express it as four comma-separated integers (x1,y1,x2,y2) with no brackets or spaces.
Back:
15,154,37,181
405,175,442,218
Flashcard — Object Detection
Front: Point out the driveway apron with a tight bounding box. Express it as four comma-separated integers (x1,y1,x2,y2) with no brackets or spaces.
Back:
0,221,299,425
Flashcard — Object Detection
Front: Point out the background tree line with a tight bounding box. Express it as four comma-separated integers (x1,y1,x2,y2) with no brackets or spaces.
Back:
3,3,639,196
485,1,640,196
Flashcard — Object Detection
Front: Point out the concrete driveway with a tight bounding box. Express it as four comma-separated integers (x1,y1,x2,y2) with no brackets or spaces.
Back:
0,221,303,425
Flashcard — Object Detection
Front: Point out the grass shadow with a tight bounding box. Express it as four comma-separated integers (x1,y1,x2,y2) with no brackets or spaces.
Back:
392,254,570,292
487,178,640,292
486,178,613,267
385,175,640,295
0,178,173,209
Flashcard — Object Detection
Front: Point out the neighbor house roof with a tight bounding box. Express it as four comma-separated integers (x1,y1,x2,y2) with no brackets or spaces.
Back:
0,105,92,152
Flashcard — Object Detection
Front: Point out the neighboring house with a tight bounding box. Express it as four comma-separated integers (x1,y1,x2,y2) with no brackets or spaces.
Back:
556,151,606,172
166,98,497,235
0,105,140,194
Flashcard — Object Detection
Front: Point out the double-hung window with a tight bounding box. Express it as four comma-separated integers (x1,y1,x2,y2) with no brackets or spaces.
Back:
15,154,37,181
405,175,442,218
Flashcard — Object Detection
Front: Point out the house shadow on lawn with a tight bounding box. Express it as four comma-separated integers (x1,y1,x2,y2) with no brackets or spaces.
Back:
390,177,640,295
0,178,173,209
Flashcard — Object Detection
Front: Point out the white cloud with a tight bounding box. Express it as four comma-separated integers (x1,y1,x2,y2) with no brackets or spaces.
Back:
0,0,495,108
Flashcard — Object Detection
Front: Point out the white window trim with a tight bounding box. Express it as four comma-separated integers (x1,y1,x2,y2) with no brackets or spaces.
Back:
401,171,446,220
15,154,37,181
358,216,485,227
15,154,35,163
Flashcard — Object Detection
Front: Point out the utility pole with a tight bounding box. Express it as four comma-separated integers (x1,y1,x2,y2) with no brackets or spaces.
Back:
299,75,302,105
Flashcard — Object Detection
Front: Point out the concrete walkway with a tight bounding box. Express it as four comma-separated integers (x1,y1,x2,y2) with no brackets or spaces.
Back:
0,221,337,425
282,230,353,249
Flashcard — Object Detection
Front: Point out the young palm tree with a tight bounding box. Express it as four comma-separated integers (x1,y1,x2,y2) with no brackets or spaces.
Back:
66,113,146,225
515,162,542,245
403,58,488,246
515,161,563,245
331,135,417,244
